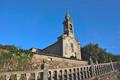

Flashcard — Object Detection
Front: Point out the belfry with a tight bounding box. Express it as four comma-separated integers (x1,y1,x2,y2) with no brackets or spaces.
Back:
63,11,74,38
43,11,81,60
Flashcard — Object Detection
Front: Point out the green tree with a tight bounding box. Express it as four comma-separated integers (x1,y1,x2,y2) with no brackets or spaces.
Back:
81,43,119,63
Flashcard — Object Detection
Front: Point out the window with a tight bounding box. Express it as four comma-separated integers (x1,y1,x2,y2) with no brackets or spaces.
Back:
70,24,73,33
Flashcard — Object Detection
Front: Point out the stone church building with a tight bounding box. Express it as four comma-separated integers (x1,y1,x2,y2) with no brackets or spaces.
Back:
42,11,82,60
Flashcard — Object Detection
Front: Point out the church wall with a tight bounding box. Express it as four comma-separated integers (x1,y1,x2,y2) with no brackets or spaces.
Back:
42,40,63,56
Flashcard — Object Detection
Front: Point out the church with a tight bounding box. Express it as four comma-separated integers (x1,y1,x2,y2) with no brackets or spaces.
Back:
42,11,81,60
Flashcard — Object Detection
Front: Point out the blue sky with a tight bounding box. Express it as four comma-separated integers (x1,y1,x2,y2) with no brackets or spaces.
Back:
0,0,120,54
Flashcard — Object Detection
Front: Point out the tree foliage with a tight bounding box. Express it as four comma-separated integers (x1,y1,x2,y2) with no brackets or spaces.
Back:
81,43,120,63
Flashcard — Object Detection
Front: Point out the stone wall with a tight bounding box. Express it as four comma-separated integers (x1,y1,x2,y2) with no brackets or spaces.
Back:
32,54,88,69
48,62,120,80
0,62,120,80
92,71,120,80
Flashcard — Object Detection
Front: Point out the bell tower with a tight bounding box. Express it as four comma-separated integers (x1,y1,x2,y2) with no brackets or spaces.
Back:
63,11,74,38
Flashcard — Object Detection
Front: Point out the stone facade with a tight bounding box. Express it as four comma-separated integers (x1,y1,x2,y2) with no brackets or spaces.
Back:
43,11,81,60
61,35,81,60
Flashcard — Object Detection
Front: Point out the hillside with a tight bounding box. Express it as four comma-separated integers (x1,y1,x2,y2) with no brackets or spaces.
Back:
0,45,34,72
0,44,120,72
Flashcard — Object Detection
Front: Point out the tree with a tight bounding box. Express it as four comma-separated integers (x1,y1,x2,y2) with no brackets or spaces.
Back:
81,43,119,63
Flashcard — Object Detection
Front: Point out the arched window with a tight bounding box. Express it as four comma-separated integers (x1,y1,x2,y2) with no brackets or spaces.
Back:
70,24,73,33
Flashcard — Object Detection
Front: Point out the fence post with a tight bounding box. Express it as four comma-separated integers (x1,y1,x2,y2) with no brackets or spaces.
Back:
110,60,114,71
42,63,49,80
89,56,95,77
17,74,21,80
6,74,10,80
